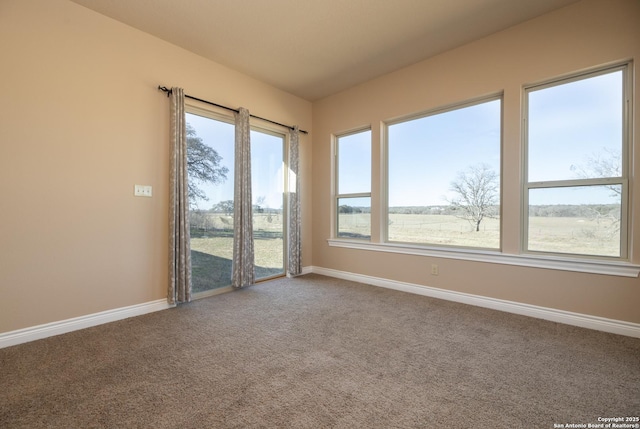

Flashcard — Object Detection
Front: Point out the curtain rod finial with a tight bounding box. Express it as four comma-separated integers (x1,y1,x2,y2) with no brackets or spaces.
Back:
158,85,172,97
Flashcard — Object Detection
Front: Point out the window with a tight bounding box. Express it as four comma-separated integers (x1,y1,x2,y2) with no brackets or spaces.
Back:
386,97,502,249
524,65,629,258
335,129,371,240
328,64,637,276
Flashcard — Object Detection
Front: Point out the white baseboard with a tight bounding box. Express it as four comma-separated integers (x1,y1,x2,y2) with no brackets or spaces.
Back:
286,266,314,278
309,266,640,339
0,299,172,349
4,267,637,348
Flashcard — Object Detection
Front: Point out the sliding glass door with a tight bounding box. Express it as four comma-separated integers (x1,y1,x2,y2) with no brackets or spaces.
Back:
185,110,285,295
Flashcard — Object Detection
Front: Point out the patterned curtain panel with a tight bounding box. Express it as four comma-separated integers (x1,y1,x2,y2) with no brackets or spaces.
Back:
168,87,192,304
232,107,255,288
287,126,302,276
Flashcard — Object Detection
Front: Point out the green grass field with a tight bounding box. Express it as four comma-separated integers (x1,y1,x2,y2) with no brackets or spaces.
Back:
340,213,619,256
527,215,619,256
190,210,619,293
387,214,500,249
190,213,284,293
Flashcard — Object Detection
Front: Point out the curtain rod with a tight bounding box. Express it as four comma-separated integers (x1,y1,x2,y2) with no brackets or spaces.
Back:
158,86,308,135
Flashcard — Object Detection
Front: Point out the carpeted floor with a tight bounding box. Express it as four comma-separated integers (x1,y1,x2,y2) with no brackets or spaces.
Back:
1,274,639,428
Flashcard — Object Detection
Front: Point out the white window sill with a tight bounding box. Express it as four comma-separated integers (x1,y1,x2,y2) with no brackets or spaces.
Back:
327,239,640,278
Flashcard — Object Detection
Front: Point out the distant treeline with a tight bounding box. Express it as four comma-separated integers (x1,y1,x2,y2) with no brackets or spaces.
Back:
339,204,619,218
527,204,619,218
193,200,283,215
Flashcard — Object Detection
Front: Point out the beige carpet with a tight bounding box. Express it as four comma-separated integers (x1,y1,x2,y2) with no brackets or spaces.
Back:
1,274,638,428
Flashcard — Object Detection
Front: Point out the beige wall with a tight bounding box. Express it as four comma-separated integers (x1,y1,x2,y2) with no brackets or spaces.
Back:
312,0,640,323
1,0,638,336
0,0,312,333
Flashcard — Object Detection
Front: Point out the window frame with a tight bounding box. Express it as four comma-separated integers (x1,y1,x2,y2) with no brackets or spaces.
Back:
522,63,631,261
333,127,372,240
383,94,503,251
326,63,640,277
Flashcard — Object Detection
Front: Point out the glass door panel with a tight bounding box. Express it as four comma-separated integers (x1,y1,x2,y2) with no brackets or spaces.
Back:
251,129,285,280
186,112,235,293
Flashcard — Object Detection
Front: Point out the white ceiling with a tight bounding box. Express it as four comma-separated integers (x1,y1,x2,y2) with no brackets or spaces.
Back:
70,0,579,101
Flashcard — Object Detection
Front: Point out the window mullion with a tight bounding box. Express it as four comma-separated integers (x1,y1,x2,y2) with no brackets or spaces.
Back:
527,177,624,189
337,192,371,199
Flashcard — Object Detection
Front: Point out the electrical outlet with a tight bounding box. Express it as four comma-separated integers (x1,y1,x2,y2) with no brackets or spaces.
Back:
134,185,152,197
431,264,439,276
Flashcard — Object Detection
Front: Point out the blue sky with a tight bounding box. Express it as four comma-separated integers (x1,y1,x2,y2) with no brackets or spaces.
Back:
186,112,285,211
528,70,622,183
386,99,501,206
527,70,623,204
187,69,623,210
338,69,623,207
338,130,371,195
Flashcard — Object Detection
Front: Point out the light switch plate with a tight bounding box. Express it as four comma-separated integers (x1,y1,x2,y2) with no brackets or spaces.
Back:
134,185,152,197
